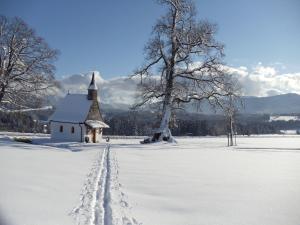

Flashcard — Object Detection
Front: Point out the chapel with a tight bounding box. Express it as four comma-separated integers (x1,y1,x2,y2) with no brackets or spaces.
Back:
49,73,109,142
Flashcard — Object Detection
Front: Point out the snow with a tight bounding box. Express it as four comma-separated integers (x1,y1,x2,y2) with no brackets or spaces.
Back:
1,133,300,225
112,136,300,225
269,115,300,122
0,105,53,113
280,129,298,134
0,136,106,225
89,83,98,90
49,94,92,123
85,120,109,128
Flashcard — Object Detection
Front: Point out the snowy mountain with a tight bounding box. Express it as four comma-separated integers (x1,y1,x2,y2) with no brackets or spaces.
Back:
189,93,300,115
53,72,300,114
241,93,300,114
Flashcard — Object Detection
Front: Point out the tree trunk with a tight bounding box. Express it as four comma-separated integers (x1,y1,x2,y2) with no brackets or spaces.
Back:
159,103,171,131
156,103,175,142
229,115,234,146
143,74,177,143
154,70,176,143
0,85,6,104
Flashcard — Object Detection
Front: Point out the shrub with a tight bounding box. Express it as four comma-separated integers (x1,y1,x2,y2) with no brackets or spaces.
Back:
13,137,32,144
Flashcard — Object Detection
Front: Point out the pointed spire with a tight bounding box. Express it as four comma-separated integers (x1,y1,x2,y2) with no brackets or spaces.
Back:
87,72,98,100
88,72,98,90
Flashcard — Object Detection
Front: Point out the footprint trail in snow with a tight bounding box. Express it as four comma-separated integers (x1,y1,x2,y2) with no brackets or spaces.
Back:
70,144,140,225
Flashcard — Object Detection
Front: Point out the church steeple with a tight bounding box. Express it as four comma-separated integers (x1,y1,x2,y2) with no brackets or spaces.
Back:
88,72,98,100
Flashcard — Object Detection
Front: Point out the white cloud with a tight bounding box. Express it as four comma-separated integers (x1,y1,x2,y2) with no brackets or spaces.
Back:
253,65,276,77
55,64,300,108
227,63,300,97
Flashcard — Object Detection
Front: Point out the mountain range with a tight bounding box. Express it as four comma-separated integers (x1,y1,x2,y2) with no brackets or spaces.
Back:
53,72,300,115
241,93,300,114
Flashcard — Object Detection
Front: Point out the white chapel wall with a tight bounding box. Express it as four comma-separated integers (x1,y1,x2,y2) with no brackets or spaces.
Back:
50,122,85,142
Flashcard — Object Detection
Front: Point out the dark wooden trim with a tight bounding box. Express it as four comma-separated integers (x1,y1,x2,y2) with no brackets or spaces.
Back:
49,120,85,125
79,123,83,142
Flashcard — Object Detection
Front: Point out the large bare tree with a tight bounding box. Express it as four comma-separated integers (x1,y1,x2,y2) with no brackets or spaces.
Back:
0,15,58,110
133,0,239,143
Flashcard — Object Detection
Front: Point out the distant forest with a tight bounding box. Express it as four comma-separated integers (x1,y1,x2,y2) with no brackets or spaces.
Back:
1,110,300,136
103,111,300,136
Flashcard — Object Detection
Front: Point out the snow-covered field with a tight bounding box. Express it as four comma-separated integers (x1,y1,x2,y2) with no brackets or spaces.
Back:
0,133,300,225
0,135,106,225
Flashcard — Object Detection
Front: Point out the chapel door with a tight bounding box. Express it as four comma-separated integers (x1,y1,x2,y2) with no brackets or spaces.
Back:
92,129,96,143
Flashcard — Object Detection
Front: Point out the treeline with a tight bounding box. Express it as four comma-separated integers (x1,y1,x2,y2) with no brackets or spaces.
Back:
102,111,291,136
1,109,299,136
0,110,54,133
0,111,36,133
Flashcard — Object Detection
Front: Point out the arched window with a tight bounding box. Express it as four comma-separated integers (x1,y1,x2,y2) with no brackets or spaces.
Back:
71,126,75,133
59,125,63,132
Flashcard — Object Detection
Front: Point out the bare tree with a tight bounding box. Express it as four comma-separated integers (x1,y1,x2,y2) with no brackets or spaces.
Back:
0,15,59,110
224,95,237,146
227,95,235,146
133,0,238,143
221,79,243,146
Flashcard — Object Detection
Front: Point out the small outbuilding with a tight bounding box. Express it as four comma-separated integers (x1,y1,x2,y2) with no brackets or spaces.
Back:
49,73,109,143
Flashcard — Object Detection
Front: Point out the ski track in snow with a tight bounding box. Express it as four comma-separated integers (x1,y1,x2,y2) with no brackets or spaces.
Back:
109,148,141,225
70,144,140,225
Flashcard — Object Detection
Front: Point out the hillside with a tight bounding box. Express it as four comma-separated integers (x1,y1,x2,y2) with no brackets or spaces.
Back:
241,93,300,114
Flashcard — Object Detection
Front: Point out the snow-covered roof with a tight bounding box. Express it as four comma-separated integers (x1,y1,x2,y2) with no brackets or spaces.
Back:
85,120,109,128
49,94,92,123
88,83,98,90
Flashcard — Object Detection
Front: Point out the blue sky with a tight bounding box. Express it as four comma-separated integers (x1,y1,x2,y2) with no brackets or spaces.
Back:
1,0,300,79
